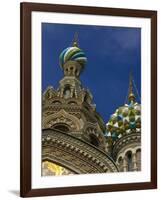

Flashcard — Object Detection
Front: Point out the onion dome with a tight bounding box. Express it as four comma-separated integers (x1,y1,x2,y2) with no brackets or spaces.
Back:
59,47,87,68
59,33,87,69
106,74,141,144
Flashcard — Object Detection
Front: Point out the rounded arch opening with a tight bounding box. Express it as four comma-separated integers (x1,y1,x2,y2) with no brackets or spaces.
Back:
118,156,123,172
63,85,71,99
68,101,77,105
136,148,141,171
125,151,133,171
52,123,70,133
89,134,99,147
52,100,61,105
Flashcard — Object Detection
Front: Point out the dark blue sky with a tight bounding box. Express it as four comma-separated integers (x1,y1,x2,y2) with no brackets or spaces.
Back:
42,23,141,123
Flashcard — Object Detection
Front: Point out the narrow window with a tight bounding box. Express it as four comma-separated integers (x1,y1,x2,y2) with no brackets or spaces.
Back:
126,151,133,171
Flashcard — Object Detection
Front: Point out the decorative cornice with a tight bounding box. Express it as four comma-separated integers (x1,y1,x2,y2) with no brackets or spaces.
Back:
112,132,141,159
42,129,118,173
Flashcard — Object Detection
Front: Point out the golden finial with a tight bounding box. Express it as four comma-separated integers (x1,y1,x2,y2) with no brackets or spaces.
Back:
128,71,136,103
72,32,79,47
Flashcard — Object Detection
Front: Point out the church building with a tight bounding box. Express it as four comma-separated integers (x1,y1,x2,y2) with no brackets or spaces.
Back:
42,36,141,175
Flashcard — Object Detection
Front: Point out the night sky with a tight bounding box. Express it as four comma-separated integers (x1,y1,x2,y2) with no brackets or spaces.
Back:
42,23,141,123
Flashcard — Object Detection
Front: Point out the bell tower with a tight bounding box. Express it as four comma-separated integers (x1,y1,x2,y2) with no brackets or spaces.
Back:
42,35,107,151
58,33,85,99
106,73,141,172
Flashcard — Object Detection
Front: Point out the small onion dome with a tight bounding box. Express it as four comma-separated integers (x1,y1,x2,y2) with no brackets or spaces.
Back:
106,101,141,144
59,46,87,68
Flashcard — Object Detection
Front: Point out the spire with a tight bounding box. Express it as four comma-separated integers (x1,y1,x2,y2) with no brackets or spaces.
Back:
72,32,79,47
128,72,136,103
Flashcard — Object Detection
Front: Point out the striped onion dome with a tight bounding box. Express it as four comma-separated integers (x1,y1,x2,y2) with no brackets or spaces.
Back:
59,46,87,68
106,75,141,144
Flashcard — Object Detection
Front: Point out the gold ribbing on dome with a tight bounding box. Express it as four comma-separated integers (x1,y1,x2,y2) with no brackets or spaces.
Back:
72,32,79,47
128,72,136,102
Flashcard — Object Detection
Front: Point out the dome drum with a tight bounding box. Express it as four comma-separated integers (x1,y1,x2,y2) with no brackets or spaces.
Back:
112,132,141,160
63,60,82,77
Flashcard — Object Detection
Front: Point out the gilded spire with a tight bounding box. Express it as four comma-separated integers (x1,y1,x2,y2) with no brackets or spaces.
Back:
128,72,136,103
72,32,79,47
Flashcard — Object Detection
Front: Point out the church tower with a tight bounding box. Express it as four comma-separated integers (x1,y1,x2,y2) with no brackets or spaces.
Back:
106,74,141,172
42,35,106,151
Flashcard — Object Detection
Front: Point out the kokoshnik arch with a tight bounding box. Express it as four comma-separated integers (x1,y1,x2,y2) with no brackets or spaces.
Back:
42,33,141,176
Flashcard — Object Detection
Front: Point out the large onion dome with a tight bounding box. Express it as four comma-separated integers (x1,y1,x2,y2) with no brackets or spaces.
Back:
106,74,141,144
59,44,87,68
106,101,141,142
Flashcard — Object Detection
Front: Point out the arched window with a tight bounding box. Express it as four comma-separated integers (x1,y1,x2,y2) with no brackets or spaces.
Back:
65,68,68,76
84,94,90,104
118,157,123,172
63,85,71,99
52,123,70,133
89,134,99,147
126,151,133,171
52,100,61,105
68,101,77,105
75,69,78,76
136,149,141,171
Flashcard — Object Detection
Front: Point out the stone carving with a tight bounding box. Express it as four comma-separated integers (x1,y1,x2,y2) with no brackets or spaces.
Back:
42,38,141,175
